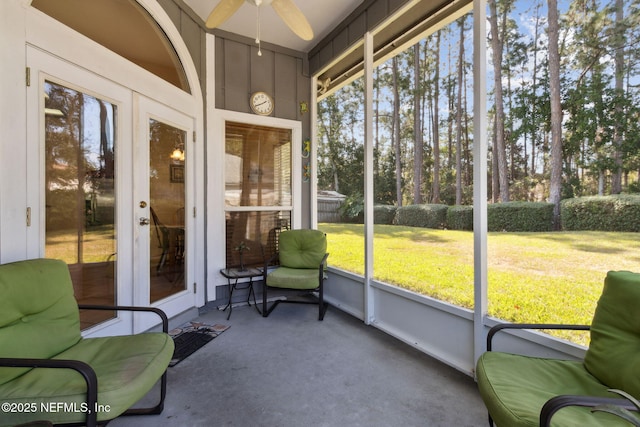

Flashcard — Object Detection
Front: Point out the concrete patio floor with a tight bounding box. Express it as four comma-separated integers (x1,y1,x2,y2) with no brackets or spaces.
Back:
111,299,488,427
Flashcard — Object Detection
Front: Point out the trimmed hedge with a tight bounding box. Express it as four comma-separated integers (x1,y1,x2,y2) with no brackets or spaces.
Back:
447,205,474,231
394,204,448,229
487,202,554,232
560,195,640,231
374,205,397,225
327,196,640,232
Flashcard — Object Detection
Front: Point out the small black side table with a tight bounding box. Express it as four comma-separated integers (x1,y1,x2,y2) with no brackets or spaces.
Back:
220,267,263,319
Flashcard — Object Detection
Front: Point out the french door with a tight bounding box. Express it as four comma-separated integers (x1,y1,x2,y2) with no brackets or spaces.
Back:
27,46,195,335
134,95,194,332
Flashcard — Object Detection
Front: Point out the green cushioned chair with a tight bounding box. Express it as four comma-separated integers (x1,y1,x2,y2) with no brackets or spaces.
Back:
0,258,174,427
476,270,640,426
262,229,329,320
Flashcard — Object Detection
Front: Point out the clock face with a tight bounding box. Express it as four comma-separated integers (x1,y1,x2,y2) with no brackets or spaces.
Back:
250,92,274,115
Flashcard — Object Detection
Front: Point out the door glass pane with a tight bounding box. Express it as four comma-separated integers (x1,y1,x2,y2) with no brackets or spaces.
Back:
44,81,117,330
225,122,292,207
149,119,186,303
225,211,291,269
224,122,292,268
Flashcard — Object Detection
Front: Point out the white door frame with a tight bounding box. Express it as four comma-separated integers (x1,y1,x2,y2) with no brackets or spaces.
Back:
26,46,135,337
207,109,303,298
134,94,196,333
21,1,204,335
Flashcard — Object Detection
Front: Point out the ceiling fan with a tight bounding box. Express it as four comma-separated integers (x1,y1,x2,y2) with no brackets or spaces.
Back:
206,0,314,45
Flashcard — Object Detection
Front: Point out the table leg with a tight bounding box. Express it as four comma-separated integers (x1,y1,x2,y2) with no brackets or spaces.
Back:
247,278,262,315
223,277,237,320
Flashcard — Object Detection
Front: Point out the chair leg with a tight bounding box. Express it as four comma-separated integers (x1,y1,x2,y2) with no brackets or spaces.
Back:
262,279,269,317
318,280,327,321
122,370,167,416
262,269,328,320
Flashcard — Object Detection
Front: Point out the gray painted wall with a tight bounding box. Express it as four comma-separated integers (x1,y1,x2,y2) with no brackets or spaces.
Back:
158,0,313,227
308,0,409,76
213,35,313,227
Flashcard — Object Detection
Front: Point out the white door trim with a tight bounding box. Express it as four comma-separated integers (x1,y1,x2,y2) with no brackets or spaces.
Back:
206,109,303,299
26,45,135,336
134,93,196,333
21,0,205,333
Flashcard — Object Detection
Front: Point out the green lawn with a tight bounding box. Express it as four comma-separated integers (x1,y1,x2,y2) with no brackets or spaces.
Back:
318,223,640,345
45,225,116,264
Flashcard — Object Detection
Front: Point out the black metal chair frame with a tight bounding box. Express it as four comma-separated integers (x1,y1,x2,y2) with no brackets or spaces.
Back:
262,251,329,321
0,305,170,427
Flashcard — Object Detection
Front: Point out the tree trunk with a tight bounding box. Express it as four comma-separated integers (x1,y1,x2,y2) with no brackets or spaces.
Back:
489,0,510,202
413,43,424,204
611,0,624,194
392,57,403,207
455,17,465,205
492,117,499,203
548,0,563,229
432,31,441,204
530,2,542,178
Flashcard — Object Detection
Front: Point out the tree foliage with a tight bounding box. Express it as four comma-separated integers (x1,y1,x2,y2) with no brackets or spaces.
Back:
317,0,640,208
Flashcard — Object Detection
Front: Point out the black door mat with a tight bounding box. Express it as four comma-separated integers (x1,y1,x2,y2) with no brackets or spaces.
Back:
169,322,229,367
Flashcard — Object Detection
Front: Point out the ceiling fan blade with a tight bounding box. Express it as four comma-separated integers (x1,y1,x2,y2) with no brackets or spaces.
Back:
206,0,244,29
271,0,314,41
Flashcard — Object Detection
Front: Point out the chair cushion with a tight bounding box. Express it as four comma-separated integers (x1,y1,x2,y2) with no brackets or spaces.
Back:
278,229,327,269
267,267,322,290
0,332,174,426
476,351,628,426
584,270,640,398
0,259,81,384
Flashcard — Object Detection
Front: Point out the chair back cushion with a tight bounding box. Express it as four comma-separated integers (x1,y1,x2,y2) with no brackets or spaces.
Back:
278,229,327,269
0,258,81,384
584,270,640,397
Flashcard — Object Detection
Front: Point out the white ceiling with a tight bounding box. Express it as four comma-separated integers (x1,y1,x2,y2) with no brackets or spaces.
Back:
182,0,364,52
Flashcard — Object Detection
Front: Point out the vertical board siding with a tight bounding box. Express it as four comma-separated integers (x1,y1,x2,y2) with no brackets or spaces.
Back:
274,54,298,119
215,37,226,106
223,40,251,112
250,48,275,101
180,12,203,91
215,36,309,121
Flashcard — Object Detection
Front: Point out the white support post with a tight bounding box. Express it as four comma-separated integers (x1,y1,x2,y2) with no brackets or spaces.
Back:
473,0,489,368
311,75,319,228
364,31,375,325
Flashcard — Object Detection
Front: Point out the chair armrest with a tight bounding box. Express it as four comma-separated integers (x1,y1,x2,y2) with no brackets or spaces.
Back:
263,252,280,280
78,305,169,333
487,323,590,351
264,252,279,268
319,253,329,269
0,358,98,427
540,395,638,427
318,253,329,282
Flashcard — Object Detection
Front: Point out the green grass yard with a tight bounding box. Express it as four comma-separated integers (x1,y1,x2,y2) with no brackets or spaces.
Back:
318,223,640,345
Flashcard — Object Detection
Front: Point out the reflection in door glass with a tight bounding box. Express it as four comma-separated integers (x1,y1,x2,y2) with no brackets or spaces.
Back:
44,81,116,330
149,119,186,303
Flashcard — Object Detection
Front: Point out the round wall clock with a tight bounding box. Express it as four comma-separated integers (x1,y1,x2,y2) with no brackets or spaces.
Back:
249,91,274,116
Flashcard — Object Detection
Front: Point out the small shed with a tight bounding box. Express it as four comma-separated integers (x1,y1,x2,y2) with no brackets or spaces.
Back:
317,191,346,223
